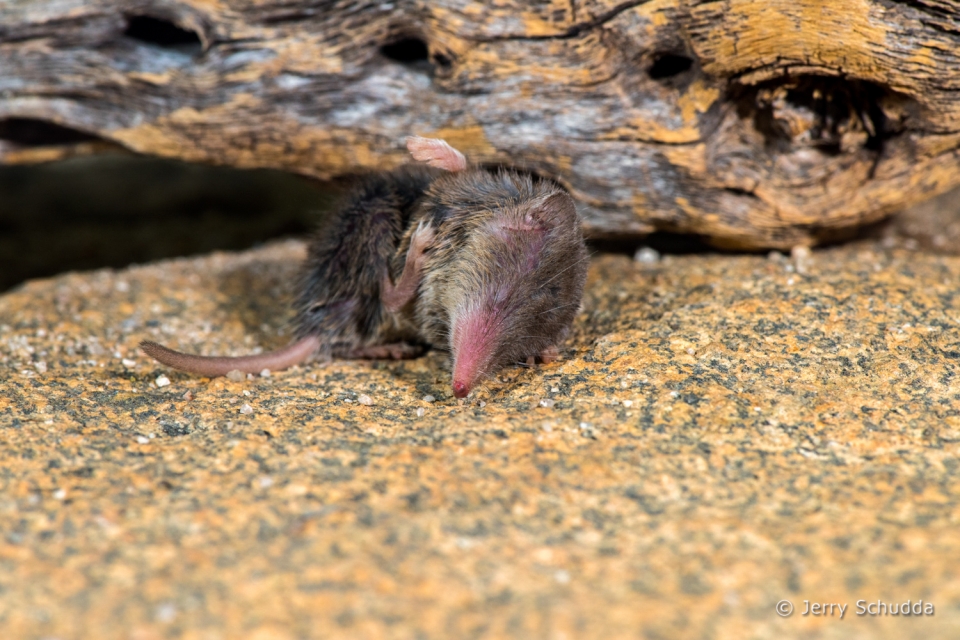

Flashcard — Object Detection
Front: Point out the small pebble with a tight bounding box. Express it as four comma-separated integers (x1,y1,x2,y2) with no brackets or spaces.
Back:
226,370,245,382
121,358,136,368
358,394,373,406
791,245,812,275
155,375,170,388
622,400,634,408
634,246,660,264
416,407,425,418
154,603,177,624
239,403,253,414
539,398,556,408
136,436,149,444
34,361,47,374
422,394,436,403
260,369,271,378
554,570,571,585
52,489,66,500
456,537,476,550
181,391,193,401
478,400,486,408
579,422,599,438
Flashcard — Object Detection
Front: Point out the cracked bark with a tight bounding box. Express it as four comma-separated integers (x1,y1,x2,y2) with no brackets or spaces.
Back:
2,0,959,248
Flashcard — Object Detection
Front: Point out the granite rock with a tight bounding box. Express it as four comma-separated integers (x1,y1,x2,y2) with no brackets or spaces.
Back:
1,238,959,639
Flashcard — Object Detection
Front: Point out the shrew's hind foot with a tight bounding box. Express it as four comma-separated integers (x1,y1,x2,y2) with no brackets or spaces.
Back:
345,342,426,360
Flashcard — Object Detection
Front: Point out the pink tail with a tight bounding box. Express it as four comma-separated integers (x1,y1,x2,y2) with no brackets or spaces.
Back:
140,335,319,377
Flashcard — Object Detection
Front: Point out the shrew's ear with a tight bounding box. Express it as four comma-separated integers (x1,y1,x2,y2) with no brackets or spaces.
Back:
491,192,577,236
406,136,468,172
530,191,577,225
519,191,577,229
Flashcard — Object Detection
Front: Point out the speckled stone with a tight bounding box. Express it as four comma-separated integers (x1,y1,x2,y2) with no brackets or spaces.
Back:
2,239,959,639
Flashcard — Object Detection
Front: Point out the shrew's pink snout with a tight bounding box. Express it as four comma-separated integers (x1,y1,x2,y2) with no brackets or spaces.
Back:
451,306,499,400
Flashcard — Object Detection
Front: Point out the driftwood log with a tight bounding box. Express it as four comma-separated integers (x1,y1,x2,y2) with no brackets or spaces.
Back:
2,1,959,248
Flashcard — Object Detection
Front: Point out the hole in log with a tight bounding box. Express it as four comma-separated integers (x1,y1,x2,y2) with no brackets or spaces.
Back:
380,37,429,64
0,118,101,146
648,53,694,81
430,50,454,71
723,186,760,200
744,76,891,155
123,15,202,53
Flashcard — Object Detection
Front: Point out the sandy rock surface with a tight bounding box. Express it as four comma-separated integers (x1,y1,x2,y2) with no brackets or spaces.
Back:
1,238,959,639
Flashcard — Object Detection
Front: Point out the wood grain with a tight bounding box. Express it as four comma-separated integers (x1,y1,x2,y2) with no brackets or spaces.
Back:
2,0,959,248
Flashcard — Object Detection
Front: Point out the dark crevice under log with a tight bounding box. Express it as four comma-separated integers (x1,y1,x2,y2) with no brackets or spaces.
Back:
0,118,102,146
2,1,960,248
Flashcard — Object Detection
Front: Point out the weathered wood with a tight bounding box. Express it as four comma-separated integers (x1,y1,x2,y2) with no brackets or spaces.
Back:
2,0,959,248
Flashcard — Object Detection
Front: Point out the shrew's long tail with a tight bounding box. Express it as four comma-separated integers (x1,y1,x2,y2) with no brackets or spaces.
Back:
140,336,320,377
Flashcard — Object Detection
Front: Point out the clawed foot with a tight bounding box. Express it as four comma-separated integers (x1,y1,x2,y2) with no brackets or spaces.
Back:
411,218,436,249
346,342,426,360
381,220,436,313
525,345,560,367
406,136,468,172
540,345,560,364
